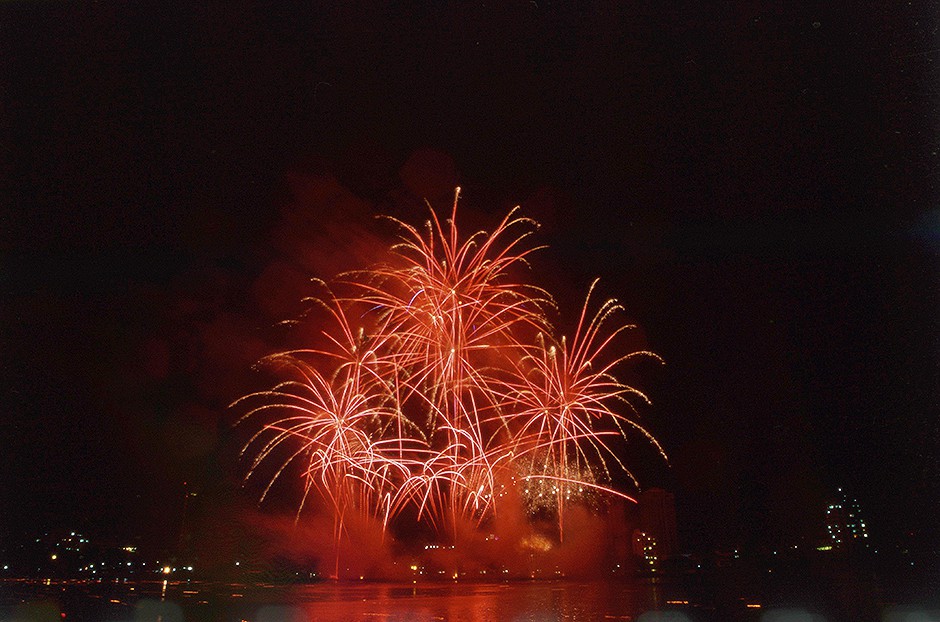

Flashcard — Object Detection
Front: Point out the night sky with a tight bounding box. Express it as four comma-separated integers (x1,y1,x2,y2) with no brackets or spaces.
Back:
2,2,938,557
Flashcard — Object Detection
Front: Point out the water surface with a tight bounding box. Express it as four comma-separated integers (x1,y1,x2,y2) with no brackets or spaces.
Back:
1,579,709,622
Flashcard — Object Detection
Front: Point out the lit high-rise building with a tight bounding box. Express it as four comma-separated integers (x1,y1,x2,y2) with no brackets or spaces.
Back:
825,487,869,549
638,488,678,558
632,530,659,572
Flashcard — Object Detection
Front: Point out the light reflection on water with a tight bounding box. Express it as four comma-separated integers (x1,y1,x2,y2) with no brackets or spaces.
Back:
0,579,685,622
255,581,652,622
4,566,933,621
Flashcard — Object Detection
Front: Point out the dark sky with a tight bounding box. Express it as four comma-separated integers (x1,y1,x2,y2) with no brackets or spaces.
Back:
2,2,938,556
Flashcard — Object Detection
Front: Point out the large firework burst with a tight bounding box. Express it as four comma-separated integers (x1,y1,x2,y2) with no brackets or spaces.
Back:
234,188,665,569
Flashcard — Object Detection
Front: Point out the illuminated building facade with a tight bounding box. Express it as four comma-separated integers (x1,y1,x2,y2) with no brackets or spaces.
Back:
632,530,658,572
638,488,678,558
825,487,869,549
631,488,678,571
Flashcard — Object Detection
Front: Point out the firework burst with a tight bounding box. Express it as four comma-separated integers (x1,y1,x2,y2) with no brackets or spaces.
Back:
235,188,665,572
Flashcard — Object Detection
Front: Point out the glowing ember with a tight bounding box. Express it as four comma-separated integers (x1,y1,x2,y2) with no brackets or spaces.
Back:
234,188,665,575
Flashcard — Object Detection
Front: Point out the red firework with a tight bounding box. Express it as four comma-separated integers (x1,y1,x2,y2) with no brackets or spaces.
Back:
235,188,665,571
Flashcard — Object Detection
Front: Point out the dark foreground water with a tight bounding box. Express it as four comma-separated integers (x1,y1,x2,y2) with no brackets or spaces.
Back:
0,579,731,622
1,577,938,622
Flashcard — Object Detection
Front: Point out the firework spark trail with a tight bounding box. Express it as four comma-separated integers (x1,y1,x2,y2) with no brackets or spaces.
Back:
235,188,665,572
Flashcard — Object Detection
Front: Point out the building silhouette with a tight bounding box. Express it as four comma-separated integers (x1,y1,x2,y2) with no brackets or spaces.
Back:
825,487,869,549
637,488,678,558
